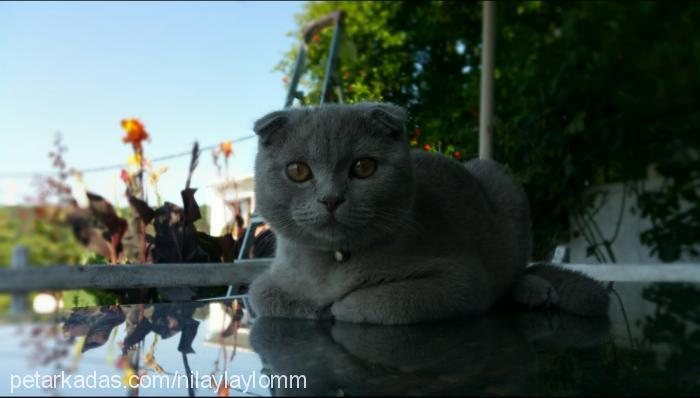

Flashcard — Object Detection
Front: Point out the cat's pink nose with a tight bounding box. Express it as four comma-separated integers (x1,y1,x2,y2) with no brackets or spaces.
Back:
319,196,345,212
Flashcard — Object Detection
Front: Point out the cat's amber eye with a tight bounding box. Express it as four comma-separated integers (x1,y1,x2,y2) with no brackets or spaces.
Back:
351,158,377,179
286,162,312,182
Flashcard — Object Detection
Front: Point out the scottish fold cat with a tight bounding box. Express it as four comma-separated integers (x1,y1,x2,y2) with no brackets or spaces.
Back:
248,102,609,324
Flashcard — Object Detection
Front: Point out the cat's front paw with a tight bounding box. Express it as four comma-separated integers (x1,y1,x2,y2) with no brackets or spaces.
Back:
330,296,367,324
331,294,401,325
249,274,330,320
512,274,559,309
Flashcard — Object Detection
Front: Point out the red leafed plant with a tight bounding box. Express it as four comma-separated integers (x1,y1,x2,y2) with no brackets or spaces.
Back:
67,132,238,303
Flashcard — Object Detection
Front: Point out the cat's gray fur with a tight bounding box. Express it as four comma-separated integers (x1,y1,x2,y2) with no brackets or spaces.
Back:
248,102,609,324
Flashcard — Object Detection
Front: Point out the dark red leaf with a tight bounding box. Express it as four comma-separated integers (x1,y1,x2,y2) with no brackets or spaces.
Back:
127,193,156,225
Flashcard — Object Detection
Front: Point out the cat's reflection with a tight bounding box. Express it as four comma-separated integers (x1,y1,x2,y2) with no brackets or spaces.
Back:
250,311,610,396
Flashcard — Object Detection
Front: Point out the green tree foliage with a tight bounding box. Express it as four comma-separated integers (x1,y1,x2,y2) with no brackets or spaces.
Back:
277,1,700,260
0,206,88,267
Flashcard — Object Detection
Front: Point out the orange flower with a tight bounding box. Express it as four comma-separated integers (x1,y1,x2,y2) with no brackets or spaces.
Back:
312,33,321,43
220,141,233,158
121,118,149,149
144,349,166,374
217,384,230,397
282,76,289,84
424,144,431,151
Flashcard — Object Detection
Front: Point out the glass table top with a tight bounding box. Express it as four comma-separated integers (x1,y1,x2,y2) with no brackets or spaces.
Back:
1,281,699,396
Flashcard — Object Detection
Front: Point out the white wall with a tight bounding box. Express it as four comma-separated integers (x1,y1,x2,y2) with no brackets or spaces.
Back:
568,179,700,264
567,179,699,352
207,175,255,236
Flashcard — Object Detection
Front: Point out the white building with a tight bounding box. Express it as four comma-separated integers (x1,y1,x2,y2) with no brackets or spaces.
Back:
207,174,256,237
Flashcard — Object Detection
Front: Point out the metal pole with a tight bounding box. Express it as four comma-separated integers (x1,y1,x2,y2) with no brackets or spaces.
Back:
479,1,496,160
10,245,28,316
285,45,307,108
320,15,345,104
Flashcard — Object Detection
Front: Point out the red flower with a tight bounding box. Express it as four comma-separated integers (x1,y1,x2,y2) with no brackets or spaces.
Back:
414,128,421,137
120,169,130,183
424,144,431,151
343,71,351,79
116,355,126,369
454,151,462,159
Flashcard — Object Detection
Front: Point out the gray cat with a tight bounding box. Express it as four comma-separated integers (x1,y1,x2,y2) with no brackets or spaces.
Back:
247,102,609,325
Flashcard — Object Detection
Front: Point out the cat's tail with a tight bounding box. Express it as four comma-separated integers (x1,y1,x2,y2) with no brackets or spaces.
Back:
511,263,610,317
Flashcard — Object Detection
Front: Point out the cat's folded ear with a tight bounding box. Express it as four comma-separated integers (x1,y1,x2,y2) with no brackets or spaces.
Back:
254,110,290,146
366,103,407,140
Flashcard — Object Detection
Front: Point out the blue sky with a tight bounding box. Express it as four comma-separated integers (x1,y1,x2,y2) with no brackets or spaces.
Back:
0,1,303,207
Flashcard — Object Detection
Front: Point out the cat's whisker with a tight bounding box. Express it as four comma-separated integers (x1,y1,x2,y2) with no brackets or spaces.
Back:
371,210,420,235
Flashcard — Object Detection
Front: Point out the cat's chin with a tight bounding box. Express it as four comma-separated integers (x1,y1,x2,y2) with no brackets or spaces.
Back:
290,226,383,253
308,224,355,247
270,212,396,252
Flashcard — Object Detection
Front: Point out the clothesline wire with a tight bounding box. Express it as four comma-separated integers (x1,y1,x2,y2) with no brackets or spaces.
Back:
0,134,257,179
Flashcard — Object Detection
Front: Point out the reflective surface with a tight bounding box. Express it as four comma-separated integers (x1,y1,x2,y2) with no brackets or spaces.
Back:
1,282,699,396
